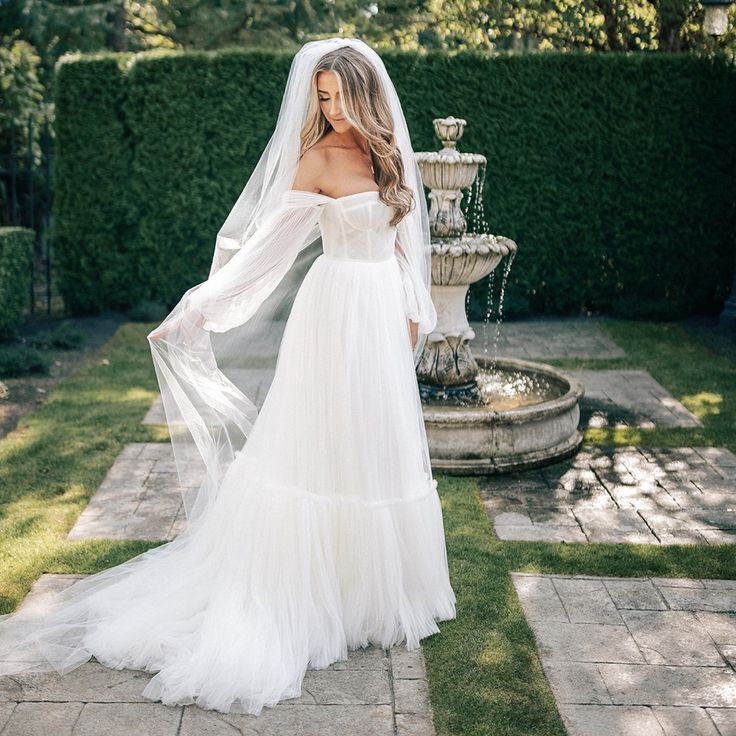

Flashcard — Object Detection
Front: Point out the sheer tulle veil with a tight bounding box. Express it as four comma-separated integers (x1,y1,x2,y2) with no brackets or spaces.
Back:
146,36,437,529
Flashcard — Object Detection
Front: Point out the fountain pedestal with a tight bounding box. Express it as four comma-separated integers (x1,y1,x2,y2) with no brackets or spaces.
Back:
414,117,584,472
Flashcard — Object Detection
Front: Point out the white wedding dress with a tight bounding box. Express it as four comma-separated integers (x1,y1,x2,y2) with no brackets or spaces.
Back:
0,188,457,716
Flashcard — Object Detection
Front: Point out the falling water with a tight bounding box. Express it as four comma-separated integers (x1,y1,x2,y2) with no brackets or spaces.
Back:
460,162,517,373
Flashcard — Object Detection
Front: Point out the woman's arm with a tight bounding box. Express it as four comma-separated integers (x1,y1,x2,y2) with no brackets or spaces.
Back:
394,232,421,349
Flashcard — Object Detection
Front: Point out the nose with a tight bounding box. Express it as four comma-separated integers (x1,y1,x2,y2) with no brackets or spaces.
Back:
330,99,342,118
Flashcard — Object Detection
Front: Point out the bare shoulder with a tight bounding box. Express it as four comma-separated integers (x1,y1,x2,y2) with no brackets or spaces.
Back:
292,147,328,193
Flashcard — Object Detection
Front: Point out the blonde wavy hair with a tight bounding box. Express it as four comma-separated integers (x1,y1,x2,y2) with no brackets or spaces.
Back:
298,46,415,227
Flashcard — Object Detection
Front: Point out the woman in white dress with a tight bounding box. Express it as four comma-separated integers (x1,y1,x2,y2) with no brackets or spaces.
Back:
0,37,456,716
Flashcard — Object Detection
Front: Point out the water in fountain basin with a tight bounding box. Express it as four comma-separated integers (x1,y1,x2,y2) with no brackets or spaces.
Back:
422,363,564,410
475,365,562,410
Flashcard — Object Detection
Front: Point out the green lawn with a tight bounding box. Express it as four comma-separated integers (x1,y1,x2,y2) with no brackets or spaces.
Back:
0,318,734,735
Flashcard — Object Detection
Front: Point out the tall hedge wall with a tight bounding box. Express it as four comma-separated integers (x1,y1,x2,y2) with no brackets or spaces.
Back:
0,227,33,339
53,48,736,319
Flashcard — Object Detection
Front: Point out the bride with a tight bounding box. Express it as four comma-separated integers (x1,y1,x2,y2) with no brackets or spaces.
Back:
0,37,456,716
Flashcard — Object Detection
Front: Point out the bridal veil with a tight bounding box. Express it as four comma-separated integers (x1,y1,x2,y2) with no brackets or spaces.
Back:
147,36,437,528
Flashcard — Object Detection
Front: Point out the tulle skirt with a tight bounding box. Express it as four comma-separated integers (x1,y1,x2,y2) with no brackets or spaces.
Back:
0,251,457,716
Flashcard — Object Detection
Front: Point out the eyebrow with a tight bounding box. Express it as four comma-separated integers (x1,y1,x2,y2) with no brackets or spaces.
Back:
317,89,340,95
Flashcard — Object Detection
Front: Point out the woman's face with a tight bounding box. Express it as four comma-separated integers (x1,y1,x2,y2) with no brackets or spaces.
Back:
317,71,350,132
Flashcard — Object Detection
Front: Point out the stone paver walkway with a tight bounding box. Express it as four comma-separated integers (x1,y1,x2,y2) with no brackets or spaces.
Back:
512,572,736,736
469,317,626,360
481,445,736,545
0,574,435,736
67,444,193,541
569,369,702,429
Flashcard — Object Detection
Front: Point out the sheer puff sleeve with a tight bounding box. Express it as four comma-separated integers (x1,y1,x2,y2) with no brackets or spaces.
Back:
394,224,437,336
183,189,324,334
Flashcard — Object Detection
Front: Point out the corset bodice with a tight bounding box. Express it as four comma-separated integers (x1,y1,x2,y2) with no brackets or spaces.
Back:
318,190,396,263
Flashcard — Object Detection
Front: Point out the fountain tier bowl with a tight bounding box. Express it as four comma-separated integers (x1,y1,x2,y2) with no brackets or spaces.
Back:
423,356,585,474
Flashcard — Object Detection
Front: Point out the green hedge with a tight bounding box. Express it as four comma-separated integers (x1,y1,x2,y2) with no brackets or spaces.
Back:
53,48,736,319
0,227,33,340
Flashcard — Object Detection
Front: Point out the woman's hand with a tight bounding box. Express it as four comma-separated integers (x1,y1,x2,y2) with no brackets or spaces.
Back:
408,319,418,350
149,311,205,343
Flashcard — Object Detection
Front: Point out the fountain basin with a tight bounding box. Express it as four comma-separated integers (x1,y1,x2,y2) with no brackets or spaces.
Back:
423,356,585,474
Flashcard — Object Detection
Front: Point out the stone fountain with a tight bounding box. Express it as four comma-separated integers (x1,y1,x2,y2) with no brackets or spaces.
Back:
416,117,584,474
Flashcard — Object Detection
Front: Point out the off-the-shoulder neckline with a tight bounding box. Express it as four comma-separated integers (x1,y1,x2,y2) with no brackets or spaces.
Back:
289,189,380,202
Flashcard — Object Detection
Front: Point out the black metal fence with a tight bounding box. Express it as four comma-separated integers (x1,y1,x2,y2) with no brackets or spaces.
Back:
1,114,58,316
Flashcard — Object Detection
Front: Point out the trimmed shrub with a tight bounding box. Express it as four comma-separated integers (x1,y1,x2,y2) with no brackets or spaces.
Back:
54,49,736,319
0,227,33,340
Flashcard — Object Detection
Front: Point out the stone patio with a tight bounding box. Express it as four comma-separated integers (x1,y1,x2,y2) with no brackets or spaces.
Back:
468,317,626,360
0,574,435,736
67,443,193,541
481,445,736,545
512,572,736,736
569,369,702,429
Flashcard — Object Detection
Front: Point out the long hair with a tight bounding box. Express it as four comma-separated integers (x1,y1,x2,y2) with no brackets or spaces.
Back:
298,46,414,227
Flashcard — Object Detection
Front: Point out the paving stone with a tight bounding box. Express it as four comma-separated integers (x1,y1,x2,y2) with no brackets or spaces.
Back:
179,703,395,736
393,678,430,715
395,713,436,736
493,511,532,526
511,573,569,623
658,586,736,613
527,506,582,526
0,702,84,736
468,318,627,360
0,661,156,702
705,708,736,736
603,579,667,611
598,663,736,707
541,662,612,704
640,508,736,532
1,574,435,734
329,646,389,671
67,443,189,541
0,703,15,732
619,610,725,666
605,483,681,511
651,706,721,736
654,530,712,545
693,447,736,467
482,446,736,546
526,622,644,664
721,645,736,668
74,702,182,736
514,573,736,736
695,612,736,646
390,647,427,679
14,573,88,617
551,578,622,624
570,370,702,429
494,524,588,543
700,529,736,544
706,707,736,736
291,670,391,706
651,577,704,589
558,704,665,736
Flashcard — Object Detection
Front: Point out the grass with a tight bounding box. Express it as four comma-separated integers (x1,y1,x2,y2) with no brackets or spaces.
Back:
0,317,734,735
0,323,161,612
